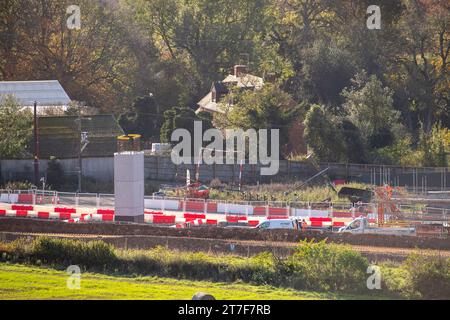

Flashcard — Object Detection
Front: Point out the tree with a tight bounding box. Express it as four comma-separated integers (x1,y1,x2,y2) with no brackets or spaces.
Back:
300,40,356,110
160,107,212,143
119,95,163,140
303,104,346,162
0,96,32,158
392,0,450,133
215,84,303,155
341,72,402,147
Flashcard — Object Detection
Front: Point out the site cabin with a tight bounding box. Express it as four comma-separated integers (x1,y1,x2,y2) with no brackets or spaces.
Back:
338,217,416,236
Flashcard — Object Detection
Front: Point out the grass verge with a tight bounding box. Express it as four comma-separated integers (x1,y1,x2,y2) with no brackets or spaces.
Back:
0,263,377,300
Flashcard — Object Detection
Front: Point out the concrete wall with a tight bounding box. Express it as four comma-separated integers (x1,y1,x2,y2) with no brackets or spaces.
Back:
1,155,449,190
0,157,114,182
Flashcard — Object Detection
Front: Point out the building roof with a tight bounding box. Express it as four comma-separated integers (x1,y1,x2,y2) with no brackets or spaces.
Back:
196,67,264,114
35,114,124,158
211,81,229,94
222,74,264,89
0,80,71,106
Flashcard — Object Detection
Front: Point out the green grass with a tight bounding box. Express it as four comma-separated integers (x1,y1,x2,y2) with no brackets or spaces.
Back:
0,263,379,300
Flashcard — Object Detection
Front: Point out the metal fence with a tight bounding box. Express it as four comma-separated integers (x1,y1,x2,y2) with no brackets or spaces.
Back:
1,189,448,223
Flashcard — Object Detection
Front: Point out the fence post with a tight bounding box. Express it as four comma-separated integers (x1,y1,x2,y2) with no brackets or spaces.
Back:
75,193,79,207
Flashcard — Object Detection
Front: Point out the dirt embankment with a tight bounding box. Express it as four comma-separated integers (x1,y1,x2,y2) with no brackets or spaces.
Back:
1,217,449,251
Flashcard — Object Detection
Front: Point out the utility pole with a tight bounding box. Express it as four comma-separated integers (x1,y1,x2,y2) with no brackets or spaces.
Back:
75,107,90,193
33,101,40,186
77,109,82,193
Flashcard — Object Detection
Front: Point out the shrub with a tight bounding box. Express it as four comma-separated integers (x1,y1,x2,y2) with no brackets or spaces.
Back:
403,254,450,299
285,240,368,292
31,237,118,270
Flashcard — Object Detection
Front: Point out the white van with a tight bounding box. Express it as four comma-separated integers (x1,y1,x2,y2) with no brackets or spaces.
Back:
255,219,296,230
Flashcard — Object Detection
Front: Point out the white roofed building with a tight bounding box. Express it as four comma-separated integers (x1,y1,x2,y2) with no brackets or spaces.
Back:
0,80,71,115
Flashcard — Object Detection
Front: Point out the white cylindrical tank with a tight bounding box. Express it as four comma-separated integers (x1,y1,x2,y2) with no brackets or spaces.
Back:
114,151,144,223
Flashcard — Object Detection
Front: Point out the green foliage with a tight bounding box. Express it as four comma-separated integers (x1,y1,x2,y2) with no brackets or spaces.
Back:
0,95,33,158
119,95,164,140
403,254,450,299
419,123,450,167
382,254,450,299
3,237,450,298
160,107,212,143
31,237,118,270
0,0,449,166
342,72,402,146
303,105,346,162
0,180,35,190
301,40,356,109
285,240,368,292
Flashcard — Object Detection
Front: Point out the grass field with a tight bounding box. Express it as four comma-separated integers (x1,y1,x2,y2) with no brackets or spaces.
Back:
0,263,379,300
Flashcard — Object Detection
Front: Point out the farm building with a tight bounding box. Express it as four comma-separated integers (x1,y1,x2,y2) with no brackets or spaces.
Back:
0,80,71,115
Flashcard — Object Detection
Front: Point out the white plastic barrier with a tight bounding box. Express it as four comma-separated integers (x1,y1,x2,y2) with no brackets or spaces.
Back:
49,212,60,220
293,208,329,218
0,194,9,203
27,211,38,218
8,194,18,204
6,210,16,217
217,203,254,215
144,199,180,210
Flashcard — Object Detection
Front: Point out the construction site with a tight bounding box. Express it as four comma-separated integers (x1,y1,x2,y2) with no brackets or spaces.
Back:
1,137,449,264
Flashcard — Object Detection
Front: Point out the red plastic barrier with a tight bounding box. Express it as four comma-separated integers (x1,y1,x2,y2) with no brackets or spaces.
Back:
332,221,345,227
184,201,205,212
184,213,206,219
332,211,352,218
252,207,266,215
310,221,323,227
267,215,288,220
152,215,176,224
0,209,6,216
59,212,71,220
38,212,50,219
206,219,217,225
145,210,164,215
248,220,259,226
18,194,33,204
226,215,247,222
268,207,288,215
102,214,114,221
12,205,33,211
97,209,114,215
206,202,218,213
55,207,76,213
309,217,332,222
15,210,28,217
